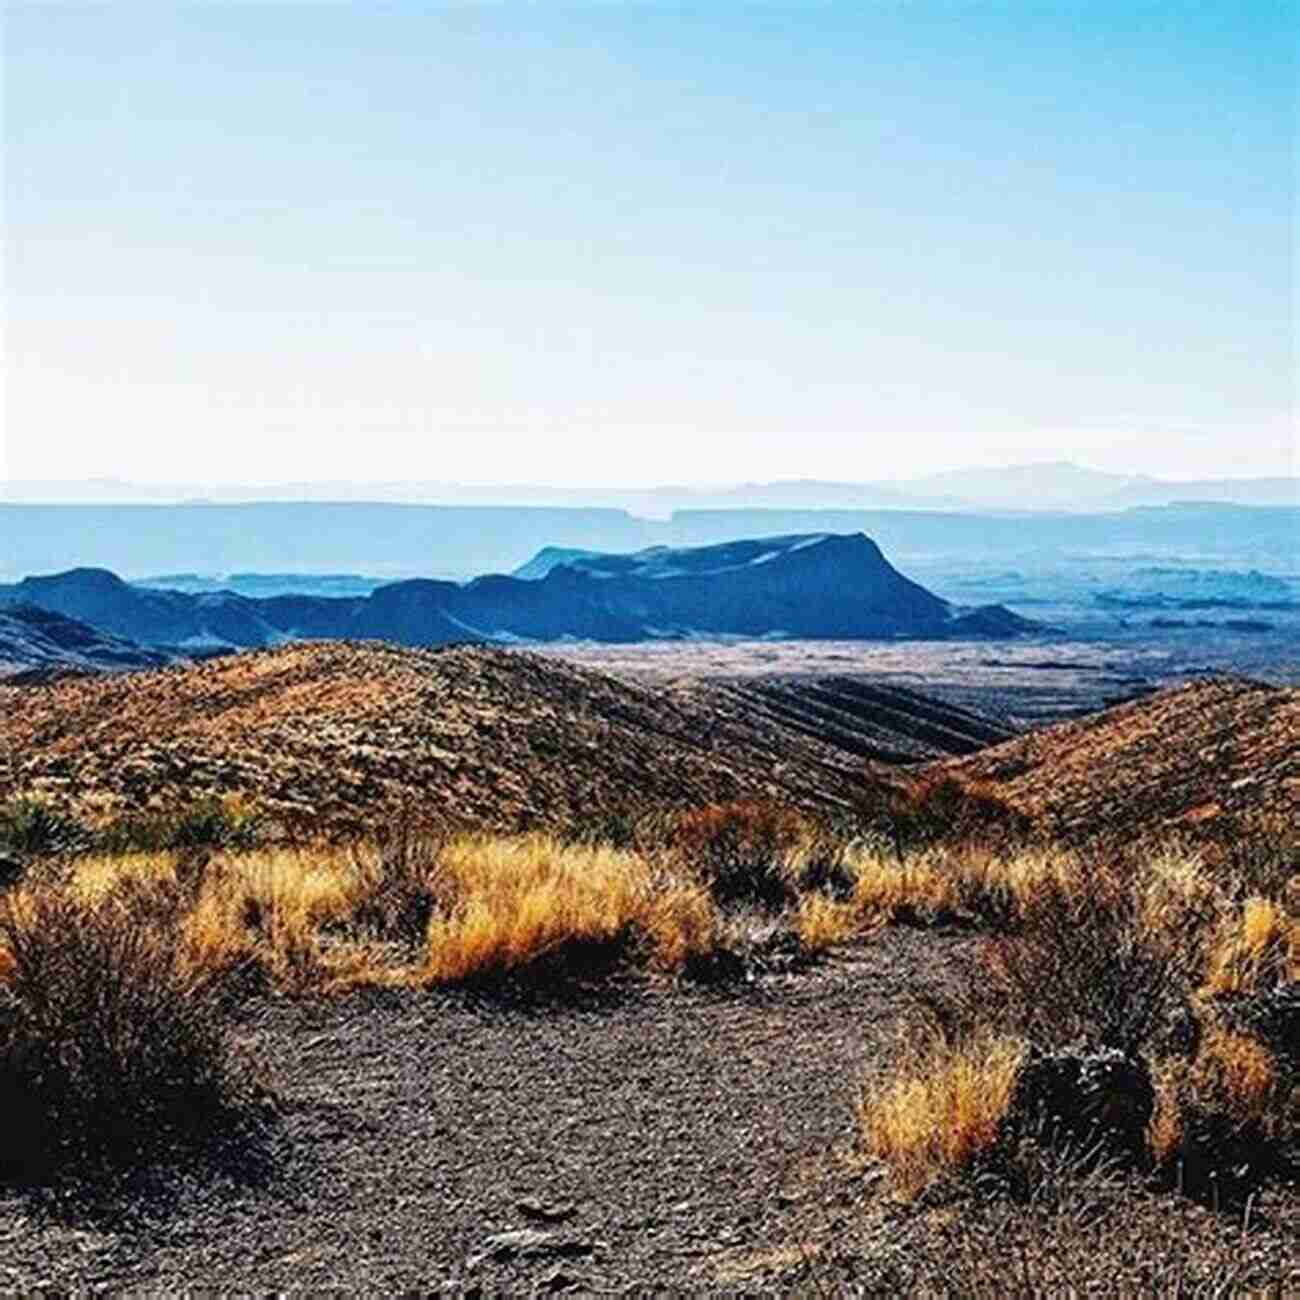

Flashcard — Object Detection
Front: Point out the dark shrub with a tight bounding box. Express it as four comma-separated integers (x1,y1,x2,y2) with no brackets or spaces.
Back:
0,799,88,859
0,884,263,1182
880,775,1030,858
671,801,844,908
98,798,265,856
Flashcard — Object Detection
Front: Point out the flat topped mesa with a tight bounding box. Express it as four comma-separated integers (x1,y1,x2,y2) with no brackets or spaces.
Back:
1,532,1043,652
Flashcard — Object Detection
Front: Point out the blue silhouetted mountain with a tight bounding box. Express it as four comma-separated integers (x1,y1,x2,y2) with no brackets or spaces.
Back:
0,534,1042,650
0,603,173,679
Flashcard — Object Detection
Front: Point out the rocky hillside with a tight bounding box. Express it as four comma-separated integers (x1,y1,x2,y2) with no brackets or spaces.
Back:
690,677,1014,765
1,641,941,832
0,533,1042,650
932,676,1299,836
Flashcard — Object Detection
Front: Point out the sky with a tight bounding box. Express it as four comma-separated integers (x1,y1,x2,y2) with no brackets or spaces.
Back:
4,1,1296,487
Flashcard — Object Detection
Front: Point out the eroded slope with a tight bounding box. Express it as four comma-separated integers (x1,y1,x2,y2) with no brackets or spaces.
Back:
932,676,1299,835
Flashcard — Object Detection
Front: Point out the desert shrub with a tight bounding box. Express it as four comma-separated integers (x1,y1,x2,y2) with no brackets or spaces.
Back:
0,799,88,859
860,848,1300,1206
877,775,1030,858
670,801,845,907
839,1171,1297,1296
975,867,1204,1057
0,883,259,1181
98,797,265,856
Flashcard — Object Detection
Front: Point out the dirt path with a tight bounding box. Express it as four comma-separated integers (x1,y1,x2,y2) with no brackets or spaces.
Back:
2,931,961,1292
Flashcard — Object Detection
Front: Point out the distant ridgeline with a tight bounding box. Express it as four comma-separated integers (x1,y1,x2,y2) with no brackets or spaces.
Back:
0,533,1042,657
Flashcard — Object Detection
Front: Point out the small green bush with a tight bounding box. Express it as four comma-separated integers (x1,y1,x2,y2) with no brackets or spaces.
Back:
0,799,88,859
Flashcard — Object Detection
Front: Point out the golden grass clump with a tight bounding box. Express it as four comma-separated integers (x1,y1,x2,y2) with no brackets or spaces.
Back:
1201,897,1299,998
860,1033,1025,1199
1148,1022,1294,1181
421,833,715,983
1147,1060,1187,1167
1192,1025,1283,1126
795,893,861,950
179,847,372,987
68,850,183,903
842,842,1078,931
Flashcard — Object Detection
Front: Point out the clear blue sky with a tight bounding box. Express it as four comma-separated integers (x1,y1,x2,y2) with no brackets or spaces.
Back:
5,2,1295,485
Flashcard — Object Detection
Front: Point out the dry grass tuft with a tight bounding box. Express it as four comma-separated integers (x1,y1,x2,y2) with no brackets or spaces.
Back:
1194,1026,1281,1123
845,843,1073,930
795,893,861,950
668,800,834,907
860,1031,1025,1200
1201,897,1299,998
420,834,715,985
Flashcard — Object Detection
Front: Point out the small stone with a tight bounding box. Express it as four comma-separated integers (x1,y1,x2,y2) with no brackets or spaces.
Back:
518,1196,577,1223
466,1229,595,1271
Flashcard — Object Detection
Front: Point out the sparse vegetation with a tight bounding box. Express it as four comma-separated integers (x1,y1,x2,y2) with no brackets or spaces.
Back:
860,1030,1025,1198
858,832,1299,1211
1,767,1294,1295
0,882,264,1182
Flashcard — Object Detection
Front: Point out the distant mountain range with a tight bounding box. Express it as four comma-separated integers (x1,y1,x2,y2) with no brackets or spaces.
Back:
2,500,1295,585
0,533,1042,671
2,461,1295,513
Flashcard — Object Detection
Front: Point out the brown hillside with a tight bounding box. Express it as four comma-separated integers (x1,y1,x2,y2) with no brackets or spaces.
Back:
932,676,1299,837
0,641,905,833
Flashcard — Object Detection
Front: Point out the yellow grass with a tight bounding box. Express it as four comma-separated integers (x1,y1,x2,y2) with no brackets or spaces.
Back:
420,833,715,983
1147,1060,1187,1166
68,850,181,902
4,824,1287,1005
860,1033,1025,1199
795,893,861,949
1195,1026,1281,1124
835,843,1079,932
179,846,373,986
1201,897,1299,998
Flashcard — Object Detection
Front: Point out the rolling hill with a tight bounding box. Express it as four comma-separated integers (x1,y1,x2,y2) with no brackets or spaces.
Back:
931,676,1299,836
0,641,958,832
0,604,172,681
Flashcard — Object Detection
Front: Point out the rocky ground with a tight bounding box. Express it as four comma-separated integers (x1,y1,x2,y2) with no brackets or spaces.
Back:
3,931,964,1292
7,926,1298,1294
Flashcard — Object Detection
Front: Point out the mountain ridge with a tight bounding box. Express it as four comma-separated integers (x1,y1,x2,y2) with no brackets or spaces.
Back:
0,533,1043,655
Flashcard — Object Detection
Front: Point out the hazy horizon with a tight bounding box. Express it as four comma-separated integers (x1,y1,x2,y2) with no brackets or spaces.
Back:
5,4,1296,486
2,456,1298,494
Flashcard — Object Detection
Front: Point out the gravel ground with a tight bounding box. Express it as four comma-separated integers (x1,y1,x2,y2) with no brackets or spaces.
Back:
2,931,960,1293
